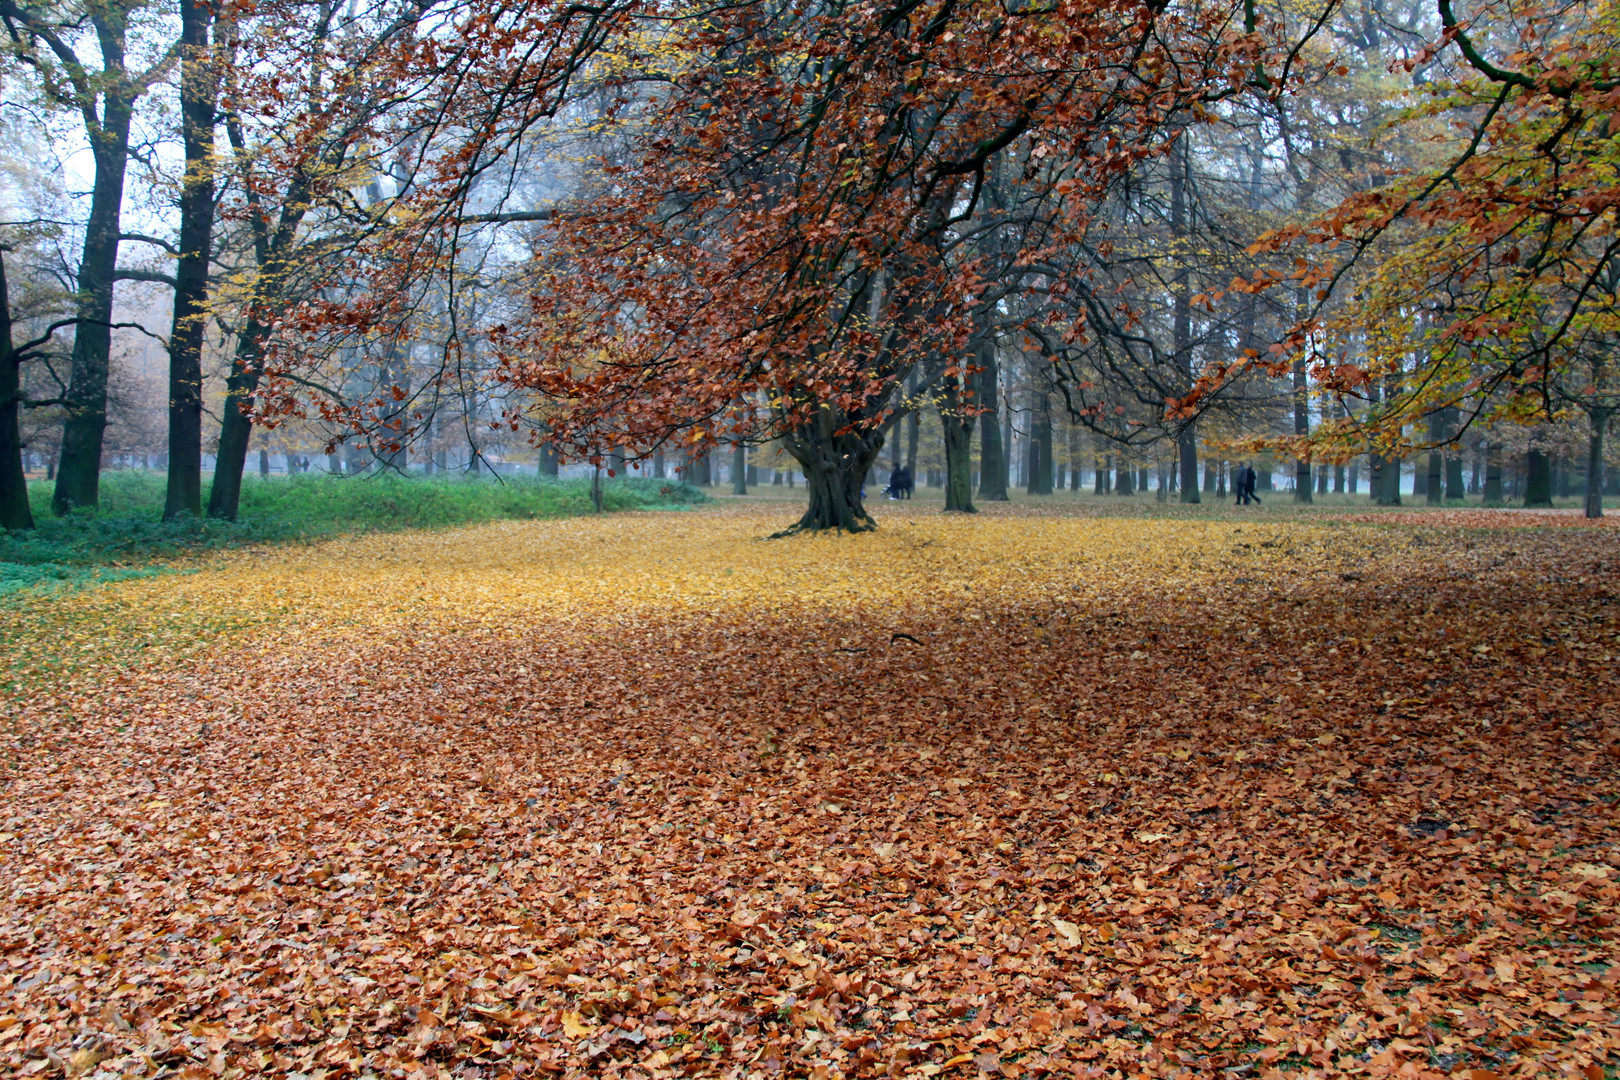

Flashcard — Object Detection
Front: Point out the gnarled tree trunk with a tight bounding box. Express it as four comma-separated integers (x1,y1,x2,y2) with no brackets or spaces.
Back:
779,406,881,533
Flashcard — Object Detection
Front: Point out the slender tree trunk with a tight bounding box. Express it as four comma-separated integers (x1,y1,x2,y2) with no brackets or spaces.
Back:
207,323,264,520
1292,353,1312,502
652,450,665,479
539,438,559,477
732,443,747,495
162,0,218,519
905,372,920,474
975,344,1007,500
0,250,34,530
1171,142,1200,504
940,372,976,513
53,82,136,514
207,93,323,519
1586,405,1608,519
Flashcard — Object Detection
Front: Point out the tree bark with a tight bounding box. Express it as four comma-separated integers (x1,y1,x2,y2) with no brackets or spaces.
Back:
53,29,137,515
1483,442,1503,504
779,406,881,533
731,443,747,495
1292,353,1312,502
1030,392,1054,494
0,249,34,530
939,371,976,513
975,344,1007,500
1585,406,1608,519
1524,448,1553,507
1171,140,1200,505
163,0,218,520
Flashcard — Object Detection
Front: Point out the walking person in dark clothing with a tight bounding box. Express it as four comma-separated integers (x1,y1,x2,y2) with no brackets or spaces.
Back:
1245,464,1262,505
1235,462,1250,505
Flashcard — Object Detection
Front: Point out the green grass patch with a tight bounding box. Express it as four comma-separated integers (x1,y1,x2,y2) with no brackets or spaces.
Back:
0,561,187,598
4,470,708,569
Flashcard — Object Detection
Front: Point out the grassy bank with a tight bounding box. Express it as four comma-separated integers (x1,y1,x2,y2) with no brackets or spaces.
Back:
2,470,708,573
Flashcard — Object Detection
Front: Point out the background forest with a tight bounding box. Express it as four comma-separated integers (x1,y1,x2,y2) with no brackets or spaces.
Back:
2,0,1619,533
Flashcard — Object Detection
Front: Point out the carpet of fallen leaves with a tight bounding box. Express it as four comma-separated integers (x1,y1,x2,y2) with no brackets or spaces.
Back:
2,505,1618,1080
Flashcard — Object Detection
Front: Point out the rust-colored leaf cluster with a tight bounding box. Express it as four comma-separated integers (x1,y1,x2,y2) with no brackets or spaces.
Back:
2,507,1616,1078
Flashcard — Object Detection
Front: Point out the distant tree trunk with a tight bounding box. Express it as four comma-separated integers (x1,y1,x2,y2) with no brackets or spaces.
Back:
1138,466,1148,493
1216,460,1227,500
1444,408,1465,499
1292,353,1312,502
1377,457,1402,505
1025,410,1040,494
1093,439,1107,495
1172,141,1201,505
0,250,34,530
732,443,747,494
1524,448,1553,507
1482,442,1503,504
975,345,1008,500
539,439,559,477
1032,397,1053,494
1556,458,1572,499
258,447,269,477
1587,404,1609,518
653,450,665,479
905,372,920,474
1116,462,1134,495
1316,464,1328,495
1203,460,1216,493
780,404,881,532
940,371,976,513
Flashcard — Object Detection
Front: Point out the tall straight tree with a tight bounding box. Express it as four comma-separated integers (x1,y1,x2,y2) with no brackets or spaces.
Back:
163,0,219,520
0,249,33,531
975,343,1008,500
0,0,171,513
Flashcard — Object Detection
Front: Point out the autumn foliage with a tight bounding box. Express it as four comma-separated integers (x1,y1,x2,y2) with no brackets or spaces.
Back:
2,505,1616,1077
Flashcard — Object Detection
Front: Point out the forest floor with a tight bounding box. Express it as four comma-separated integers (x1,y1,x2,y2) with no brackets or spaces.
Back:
2,503,1617,1079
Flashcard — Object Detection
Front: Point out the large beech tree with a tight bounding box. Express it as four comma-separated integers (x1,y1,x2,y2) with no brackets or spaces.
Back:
258,0,1328,531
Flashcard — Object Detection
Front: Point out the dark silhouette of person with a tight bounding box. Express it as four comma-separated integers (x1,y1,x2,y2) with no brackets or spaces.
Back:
885,465,913,499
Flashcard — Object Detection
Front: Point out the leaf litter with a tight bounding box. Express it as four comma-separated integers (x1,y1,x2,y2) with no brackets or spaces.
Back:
1,505,1616,1078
